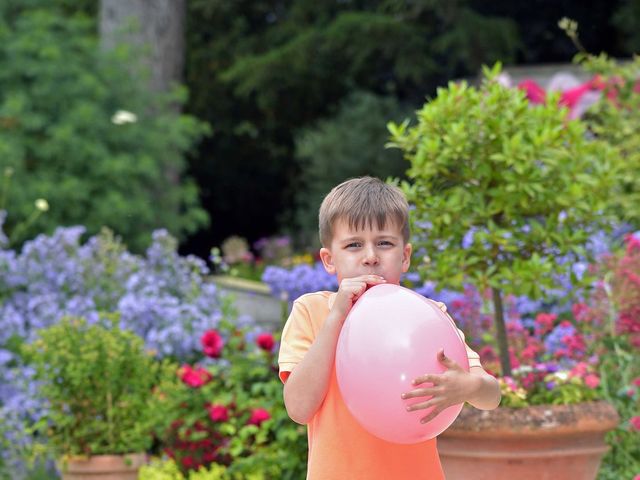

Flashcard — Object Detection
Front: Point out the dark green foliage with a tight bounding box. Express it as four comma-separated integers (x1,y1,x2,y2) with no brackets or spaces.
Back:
183,0,520,252
0,2,209,251
291,91,411,245
612,0,640,53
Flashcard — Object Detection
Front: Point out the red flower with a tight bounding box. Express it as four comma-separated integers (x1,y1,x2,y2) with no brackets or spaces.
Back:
207,404,229,422
179,364,212,388
630,416,640,432
181,456,195,469
201,330,224,358
247,408,271,426
202,450,218,463
256,333,275,352
164,448,175,458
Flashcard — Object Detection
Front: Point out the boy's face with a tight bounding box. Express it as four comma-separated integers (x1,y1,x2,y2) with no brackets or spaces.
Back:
319,218,411,285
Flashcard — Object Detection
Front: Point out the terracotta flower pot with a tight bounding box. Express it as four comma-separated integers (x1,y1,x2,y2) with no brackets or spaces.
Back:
438,401,619,480
60,453,146,480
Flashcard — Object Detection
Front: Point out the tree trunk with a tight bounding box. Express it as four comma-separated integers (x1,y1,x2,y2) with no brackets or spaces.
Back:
492,286,512,377
99,0,185,94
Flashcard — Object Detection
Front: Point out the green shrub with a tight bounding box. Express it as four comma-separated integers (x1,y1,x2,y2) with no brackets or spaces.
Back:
0,3,209,250
388,63,620,376
22,315,176,456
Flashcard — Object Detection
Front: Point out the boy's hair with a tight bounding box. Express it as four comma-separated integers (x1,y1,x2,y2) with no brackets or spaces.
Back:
318,176,410,247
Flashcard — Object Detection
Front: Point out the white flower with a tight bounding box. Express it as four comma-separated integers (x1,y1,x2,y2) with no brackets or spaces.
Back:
35,199,49,212
553,371,569,381
513,365,533,375
111,110,138,125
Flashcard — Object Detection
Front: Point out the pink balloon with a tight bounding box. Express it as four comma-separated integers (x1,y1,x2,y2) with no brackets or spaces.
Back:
336,283,469,444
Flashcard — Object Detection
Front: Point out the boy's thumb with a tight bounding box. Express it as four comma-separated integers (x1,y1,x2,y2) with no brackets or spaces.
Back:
438,348,454,366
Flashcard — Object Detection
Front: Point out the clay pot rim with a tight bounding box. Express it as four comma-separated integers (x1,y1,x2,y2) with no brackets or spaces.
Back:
443,400,619,437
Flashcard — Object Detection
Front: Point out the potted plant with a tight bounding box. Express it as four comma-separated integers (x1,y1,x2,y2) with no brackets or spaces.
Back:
22,314,175,479
388,63,623,479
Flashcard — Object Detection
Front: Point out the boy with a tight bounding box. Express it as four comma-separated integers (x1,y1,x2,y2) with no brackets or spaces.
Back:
279,177,500,479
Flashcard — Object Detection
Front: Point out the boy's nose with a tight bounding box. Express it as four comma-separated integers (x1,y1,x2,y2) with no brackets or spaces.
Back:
362,249,379,266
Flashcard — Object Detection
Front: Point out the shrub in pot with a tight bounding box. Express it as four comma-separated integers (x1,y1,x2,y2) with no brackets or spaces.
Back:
388,63,622,479
22,314,175,479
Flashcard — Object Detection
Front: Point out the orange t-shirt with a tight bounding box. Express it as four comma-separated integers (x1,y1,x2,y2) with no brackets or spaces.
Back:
278,291,482,480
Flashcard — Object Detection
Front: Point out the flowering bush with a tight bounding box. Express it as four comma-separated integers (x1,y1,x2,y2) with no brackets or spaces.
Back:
0,224,231,477
152,305,307,478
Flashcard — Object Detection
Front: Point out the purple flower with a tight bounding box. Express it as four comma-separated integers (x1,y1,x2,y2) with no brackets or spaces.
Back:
262,263,338,302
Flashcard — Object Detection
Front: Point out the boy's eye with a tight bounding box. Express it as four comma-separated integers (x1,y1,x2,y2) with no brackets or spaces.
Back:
378,241,394,247
346,242,362,248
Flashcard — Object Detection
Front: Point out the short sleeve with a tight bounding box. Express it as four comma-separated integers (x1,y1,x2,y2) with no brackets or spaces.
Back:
278,299,315,383
434,300,482,369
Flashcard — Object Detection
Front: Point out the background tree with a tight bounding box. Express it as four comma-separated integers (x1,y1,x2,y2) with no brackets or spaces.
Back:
182,0,520,256
0,2,209,250
99,0,186,95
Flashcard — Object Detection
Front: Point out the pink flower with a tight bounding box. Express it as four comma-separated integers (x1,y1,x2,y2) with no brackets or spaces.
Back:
181,456,195,468
256,333,275,352
521,343,541,360
630,416,640,432
570,362,588,377
247,408,271,426
479,345,497,362
633,377,640,387
571,303,589,321
584,373,600,389
534,313,557,335
517,79,546,104
207,404,229,422
624,233,640,254
179,365,212,388
201,330,224,358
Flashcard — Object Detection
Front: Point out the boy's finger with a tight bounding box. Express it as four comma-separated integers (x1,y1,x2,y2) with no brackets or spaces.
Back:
412,374,439,386
437,349,458,369
353,274,386,283
405,397,437,413
401,387,437,400
420,406,443,424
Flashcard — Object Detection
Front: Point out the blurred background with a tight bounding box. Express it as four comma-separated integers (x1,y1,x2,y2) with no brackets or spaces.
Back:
1,0,638,259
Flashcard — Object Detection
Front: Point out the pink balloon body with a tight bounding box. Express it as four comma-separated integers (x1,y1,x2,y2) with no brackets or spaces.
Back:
336,283,469,444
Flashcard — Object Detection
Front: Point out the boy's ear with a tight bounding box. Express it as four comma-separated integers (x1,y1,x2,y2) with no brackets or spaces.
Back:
319,247,336,275
402,243,412,272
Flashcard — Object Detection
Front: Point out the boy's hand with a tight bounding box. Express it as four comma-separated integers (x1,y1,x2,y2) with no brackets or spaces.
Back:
401,349,479,424
331,275,386,323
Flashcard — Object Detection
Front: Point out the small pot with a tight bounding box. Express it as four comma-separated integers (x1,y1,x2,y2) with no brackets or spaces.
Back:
60,453,147,480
